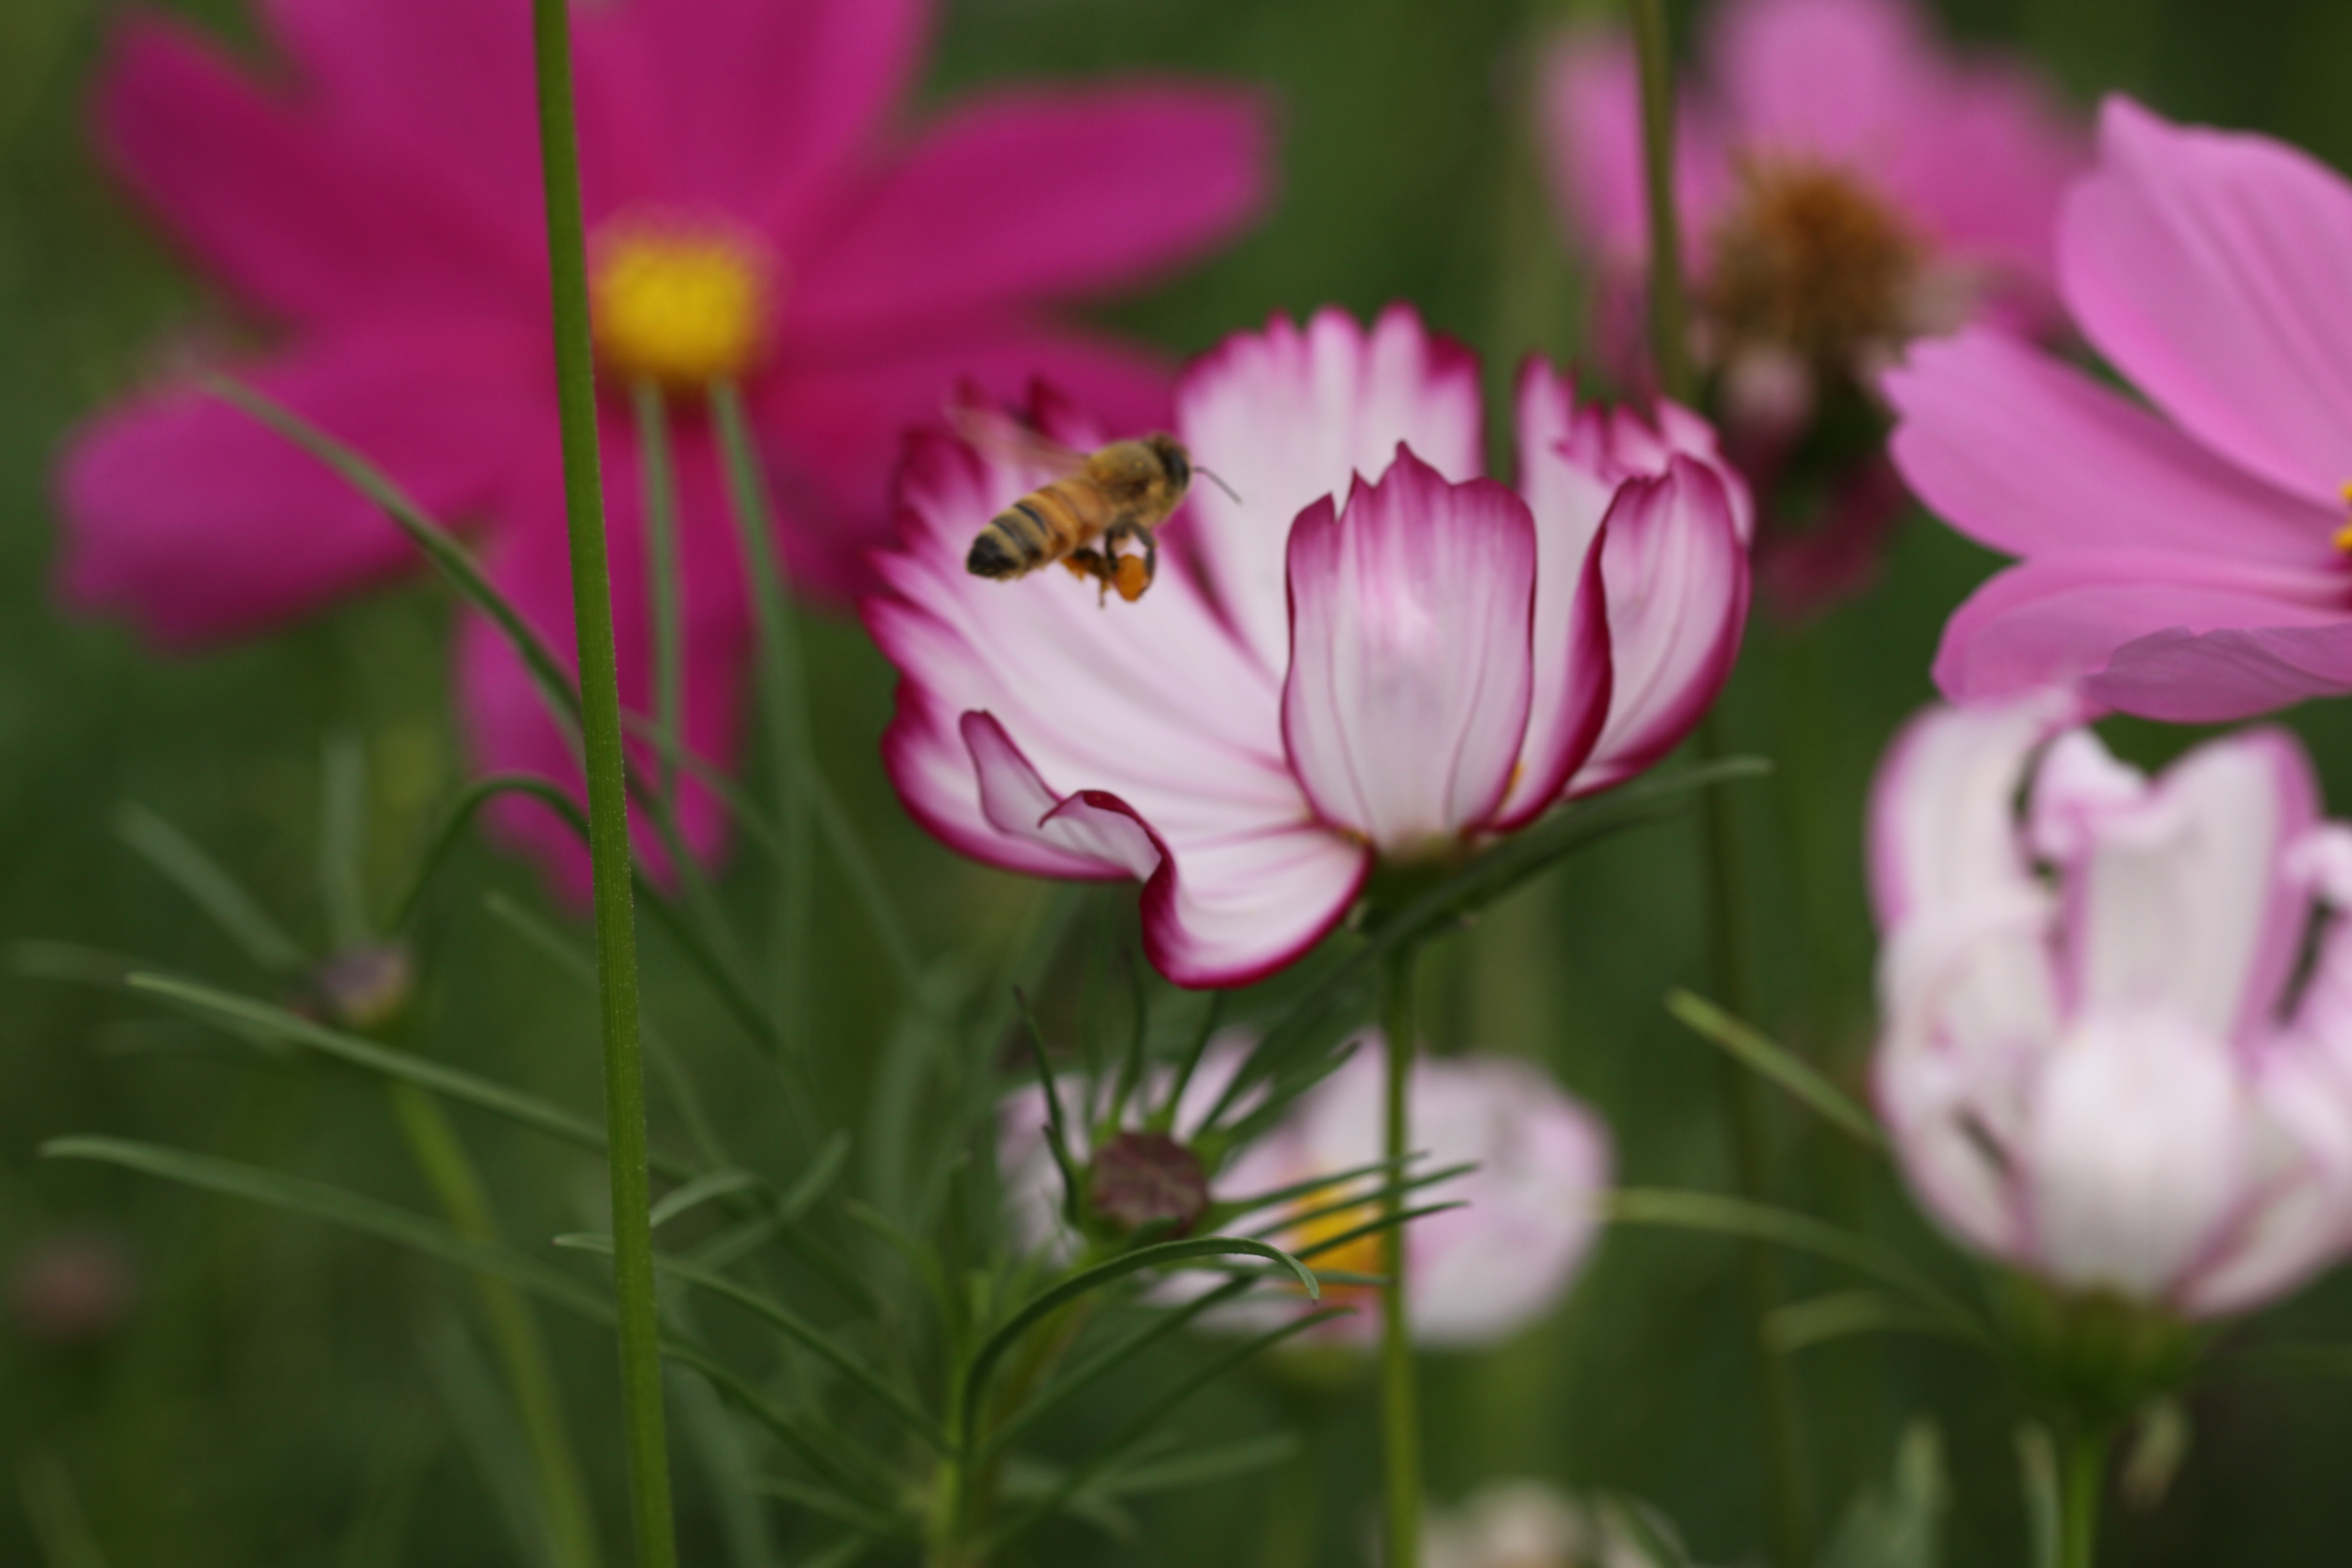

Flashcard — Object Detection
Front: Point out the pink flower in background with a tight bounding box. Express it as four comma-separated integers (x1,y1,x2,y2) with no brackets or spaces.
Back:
1890,100,2352,723
1543,0,2083,613
59,0,1270,887
868,306,1749,986
998,1035,1613,1346
1869,693,2352,1317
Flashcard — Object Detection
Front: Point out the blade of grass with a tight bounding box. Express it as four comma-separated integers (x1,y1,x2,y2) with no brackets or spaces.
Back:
115,804,308,977
1667,990,1885,1154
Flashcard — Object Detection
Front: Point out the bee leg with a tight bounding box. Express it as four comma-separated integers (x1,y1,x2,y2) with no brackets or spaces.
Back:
1067,546,1115,606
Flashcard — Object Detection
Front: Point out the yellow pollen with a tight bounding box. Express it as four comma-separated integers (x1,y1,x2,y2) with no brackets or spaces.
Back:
1704,156,1920,367
590,220,771,390
2337,481,2352,554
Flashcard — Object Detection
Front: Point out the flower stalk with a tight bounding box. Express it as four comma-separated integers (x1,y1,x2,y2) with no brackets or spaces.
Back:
528,0,677,1562
1624,2,1810,1563
1379,945,1424,1568
2059,1424,2109,1568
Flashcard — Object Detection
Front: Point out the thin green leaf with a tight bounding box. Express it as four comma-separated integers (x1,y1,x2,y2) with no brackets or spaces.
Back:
980,1275,1257,1460
9,940,144,987
318,734,375,952
666,1341,906,1519
114,803,308,976
390,777,589,931
1244,1165,1477,1244
1090,1432,1299,1499
45,1137,612,1324
1764,1291,1975,1355
557,1235,947,1451
747,1475,905,1540
1209,1151,1423,1223
1603,1188,1984,1341
1149,992,1225,1135
979,1306,1350,1553
632,381,688,809
1666,989,1886,1153
1205,757,1769,1133
651,1171,766,1229
206,375,582,738
961,1236,1316,1454
121,975,613,1161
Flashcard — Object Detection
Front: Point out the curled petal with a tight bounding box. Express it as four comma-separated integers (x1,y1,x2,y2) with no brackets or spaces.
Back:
2044,727,2317,1043
1281,453,1538,853
1932,552,2352,720
1177,305,1486,674
1867,688,2077,929
1568,455,1750,797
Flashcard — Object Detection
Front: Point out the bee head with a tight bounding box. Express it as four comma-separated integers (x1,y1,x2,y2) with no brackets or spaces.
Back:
1148,434,1192,494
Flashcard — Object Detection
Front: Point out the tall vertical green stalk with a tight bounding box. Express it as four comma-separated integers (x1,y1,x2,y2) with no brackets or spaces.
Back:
1379,947,1424,1568
709,381,816,1076
2059,1426,2109,1568
527,2,677,1563
632,382,686,809
1624,2,1810,1563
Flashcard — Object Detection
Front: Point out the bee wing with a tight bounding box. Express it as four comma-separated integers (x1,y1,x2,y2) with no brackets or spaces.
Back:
947,402,1089,480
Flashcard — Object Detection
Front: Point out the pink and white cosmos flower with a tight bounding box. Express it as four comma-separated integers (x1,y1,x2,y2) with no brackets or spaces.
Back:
998,1035,1614,1347
867,306,1750,987
1869,693,2352,1317
1890,99,2352,723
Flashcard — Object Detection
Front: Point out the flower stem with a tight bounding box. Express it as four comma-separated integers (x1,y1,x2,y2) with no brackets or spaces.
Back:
1625,3,1811,1562
710,381,816,1079
1379,947,1424,1568
527,2,676,1564
2060,1424,2109,1568
631,382,686,808
388,1082,604,1568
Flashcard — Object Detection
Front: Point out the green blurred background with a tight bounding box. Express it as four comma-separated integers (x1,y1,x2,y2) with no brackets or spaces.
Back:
8,0,2352,1564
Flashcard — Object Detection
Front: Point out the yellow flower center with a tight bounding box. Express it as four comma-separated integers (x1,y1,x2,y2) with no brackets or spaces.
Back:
2334,481,2352,554
589,218,772,391
1704,156,1921,369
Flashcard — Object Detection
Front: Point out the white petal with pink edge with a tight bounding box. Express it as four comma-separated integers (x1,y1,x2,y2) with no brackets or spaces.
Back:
1281,455,1539,854
1176,304,1485,674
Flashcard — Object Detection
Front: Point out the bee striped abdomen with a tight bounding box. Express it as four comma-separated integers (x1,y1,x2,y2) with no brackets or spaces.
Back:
965,479,1113,580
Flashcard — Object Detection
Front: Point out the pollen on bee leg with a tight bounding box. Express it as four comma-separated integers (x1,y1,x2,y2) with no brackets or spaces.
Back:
1113,555,1151,602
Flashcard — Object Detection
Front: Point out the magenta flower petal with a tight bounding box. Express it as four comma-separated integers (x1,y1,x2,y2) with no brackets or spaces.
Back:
792,85,1272,340
258,0,545,249
1540,30,1726,271
94,18,527,322
2063,98,2352,504
1710,0,1937,164
1932,552,2352,721
1569,457,1749,795
1886,329,2336,565
757,320,1175,600
1281,454,1538,853
602,0,924,232
1176,305,1486,675
58,323,548,645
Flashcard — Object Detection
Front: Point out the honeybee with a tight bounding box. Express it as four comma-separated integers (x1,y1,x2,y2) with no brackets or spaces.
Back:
958,410,1196,604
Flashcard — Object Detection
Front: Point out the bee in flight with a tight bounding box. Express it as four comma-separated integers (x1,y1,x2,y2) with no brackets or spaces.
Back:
958,409,1218,604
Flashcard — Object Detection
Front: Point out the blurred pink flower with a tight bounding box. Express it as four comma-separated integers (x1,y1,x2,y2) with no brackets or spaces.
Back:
1543,0,2083,613
1890,99,2352,723
868,306,1749,987
60,0,1270,888
998,1035,1613,1347
1869,692,2352,1317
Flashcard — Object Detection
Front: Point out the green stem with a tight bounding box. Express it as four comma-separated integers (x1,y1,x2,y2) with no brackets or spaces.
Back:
631,382,686,809
710,381,817,1078
1626,2,1810,1560
1379,948,1423,1568
2059,1424,2109,1568
1626,0,1693,403
526,2,676,1563
388,1083,604,1568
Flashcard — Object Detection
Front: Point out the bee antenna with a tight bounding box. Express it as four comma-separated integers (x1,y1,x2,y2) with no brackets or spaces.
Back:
1196,465,1245,505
